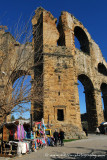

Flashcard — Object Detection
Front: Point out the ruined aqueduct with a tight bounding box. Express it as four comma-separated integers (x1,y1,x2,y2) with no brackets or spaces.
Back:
0,7,107,138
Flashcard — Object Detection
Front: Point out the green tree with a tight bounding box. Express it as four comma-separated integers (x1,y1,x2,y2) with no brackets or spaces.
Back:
11,115,15,122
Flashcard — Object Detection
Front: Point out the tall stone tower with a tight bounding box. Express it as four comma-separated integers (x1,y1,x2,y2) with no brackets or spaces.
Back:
31,7,107,138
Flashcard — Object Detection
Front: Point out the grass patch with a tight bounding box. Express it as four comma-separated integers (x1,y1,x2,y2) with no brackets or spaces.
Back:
64,139,78,142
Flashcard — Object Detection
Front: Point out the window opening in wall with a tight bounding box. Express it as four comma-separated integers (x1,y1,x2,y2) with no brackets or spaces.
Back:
58,91,60,96
58,75,60,81
57,109,64,121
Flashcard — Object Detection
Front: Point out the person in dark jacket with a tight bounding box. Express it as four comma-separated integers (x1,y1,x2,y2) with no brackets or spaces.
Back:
53,129,59,146
59,129,65,146
83,127,88,136
58,132,61,145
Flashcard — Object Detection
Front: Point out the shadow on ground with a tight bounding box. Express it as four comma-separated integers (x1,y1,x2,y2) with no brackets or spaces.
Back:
49,146,107,160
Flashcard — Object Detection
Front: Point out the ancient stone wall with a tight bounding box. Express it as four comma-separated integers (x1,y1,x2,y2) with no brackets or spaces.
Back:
0,30,33,123
0,7,107,139
32,7,107,138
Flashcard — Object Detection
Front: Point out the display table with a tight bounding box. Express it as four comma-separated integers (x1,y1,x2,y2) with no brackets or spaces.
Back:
1,141,17,155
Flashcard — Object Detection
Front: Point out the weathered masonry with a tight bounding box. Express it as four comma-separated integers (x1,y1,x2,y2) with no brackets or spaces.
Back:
0,7,107,138
32,8,107,138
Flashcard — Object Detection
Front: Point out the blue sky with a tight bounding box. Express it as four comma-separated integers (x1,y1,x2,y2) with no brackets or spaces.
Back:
1,0,106,118
0,0,107,62
12,75,31,119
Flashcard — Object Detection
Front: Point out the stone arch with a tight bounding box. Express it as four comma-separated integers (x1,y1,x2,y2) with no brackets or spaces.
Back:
74,26,90,54
101,83,107,121
11,70,30,84
78,74,97,131
9,70,32,118
98,63,107,76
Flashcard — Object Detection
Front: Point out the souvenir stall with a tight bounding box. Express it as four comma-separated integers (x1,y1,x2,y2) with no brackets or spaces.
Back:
33,119,47,150
0,122,18,156
0,120,33,156
0,118,51,157
15,120,33,155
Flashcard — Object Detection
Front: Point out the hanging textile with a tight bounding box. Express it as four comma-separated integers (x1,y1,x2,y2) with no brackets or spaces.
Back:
17,124,25,140
17,125,20,140
14,128,17,140
20,125,25,140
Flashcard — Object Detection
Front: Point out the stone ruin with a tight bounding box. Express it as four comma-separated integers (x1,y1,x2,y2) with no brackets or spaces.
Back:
0,7,107,138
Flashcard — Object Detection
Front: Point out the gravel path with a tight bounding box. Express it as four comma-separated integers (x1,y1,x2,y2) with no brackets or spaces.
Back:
0,134,107,160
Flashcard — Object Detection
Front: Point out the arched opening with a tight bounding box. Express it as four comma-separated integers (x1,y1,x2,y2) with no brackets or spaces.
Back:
11,70,29,84
101,83,107,121
74,36,81,50
98,63,107,76
74,26,90,54
78,80,87,129
10,71,32,120
78,74,97,131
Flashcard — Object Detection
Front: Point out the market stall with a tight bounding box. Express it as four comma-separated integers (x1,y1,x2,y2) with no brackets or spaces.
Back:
0,120,33,156
33,119,47,150
0,118,50,157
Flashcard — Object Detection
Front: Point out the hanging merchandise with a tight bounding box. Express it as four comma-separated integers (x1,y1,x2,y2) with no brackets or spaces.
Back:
1,118,49,157
3,126,9,142
17,125,20,141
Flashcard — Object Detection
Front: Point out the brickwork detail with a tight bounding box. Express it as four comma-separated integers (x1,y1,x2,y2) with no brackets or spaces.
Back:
32,8,107,138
